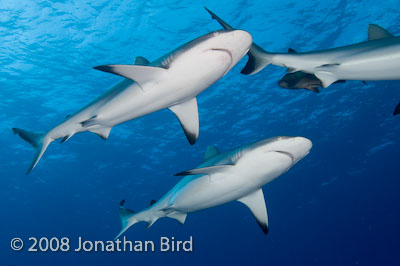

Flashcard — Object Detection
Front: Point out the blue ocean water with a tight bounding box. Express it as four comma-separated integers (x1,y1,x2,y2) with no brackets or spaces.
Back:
1,0,400,265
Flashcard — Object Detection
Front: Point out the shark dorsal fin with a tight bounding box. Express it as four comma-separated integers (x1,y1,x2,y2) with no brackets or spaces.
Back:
368,24,394,40
134,56,150,65
237,189,269,234
288,48,297,54
169,98,199,145
203,145,220,162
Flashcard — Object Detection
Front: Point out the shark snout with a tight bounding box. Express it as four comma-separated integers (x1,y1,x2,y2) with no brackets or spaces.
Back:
270,136,312,163
223,30,252,64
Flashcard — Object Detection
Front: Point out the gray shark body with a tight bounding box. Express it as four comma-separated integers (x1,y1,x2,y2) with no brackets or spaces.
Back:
116,136,312,238
13,29,252,174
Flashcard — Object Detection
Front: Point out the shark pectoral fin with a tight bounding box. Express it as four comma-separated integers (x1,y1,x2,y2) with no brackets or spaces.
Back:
237,189,269,234
174,164,234,176
204,7,234,30
89,127,112,140
169,98,199,145
167,211,187,225
393,101,400,116
203,145,220,162
368,24,394,40
134,56,150,65
93,65,167,91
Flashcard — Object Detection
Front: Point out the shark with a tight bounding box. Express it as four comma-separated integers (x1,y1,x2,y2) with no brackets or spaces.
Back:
12,29,253,174
115,136,312,238
204,8,400,114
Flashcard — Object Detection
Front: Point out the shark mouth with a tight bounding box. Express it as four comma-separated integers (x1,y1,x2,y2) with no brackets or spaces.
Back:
274,150,295,163
210,48,233,75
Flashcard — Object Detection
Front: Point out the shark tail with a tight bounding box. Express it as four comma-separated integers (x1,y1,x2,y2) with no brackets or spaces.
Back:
12,128,53,175
241,43,273,75
115,199,187,239
204,7,272,75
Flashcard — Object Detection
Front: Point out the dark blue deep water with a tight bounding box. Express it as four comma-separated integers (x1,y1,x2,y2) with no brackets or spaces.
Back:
1,0,400,265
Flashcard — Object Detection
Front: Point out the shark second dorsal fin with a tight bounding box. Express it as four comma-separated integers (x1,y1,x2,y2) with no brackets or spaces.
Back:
203,145,220,162
134,56,150,65
288,48,297,54
169,98,199,145
237,189,269,234
368,24,394,40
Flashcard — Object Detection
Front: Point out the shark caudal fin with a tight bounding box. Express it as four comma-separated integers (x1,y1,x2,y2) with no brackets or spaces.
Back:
115,199,187,239
394,101,400,116
204,7,272,75
12,128,52,175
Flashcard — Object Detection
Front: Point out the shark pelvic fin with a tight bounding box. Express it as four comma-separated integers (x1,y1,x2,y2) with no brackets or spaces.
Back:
305,86,320,93
89,127,112,140
169,98,199,145
12,128,53,175
203,145,220,162
167,211,187,225
134,56,150,65
81,116,98,128
174,164,233,177
237,189,269,234
94,65,167,91
368,24,394,41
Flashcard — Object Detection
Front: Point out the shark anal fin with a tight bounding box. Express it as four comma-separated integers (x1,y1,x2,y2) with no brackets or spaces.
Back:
368,24,394,40
60,135,73,143
169,98,199,145
237,189,269,234
174,164,233,177
134,56,150,65
94,64,167,91
203,145,220,162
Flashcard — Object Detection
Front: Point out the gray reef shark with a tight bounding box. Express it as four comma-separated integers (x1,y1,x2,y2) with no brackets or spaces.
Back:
13,29,253,174
205,8,400,114
116,136,312,238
